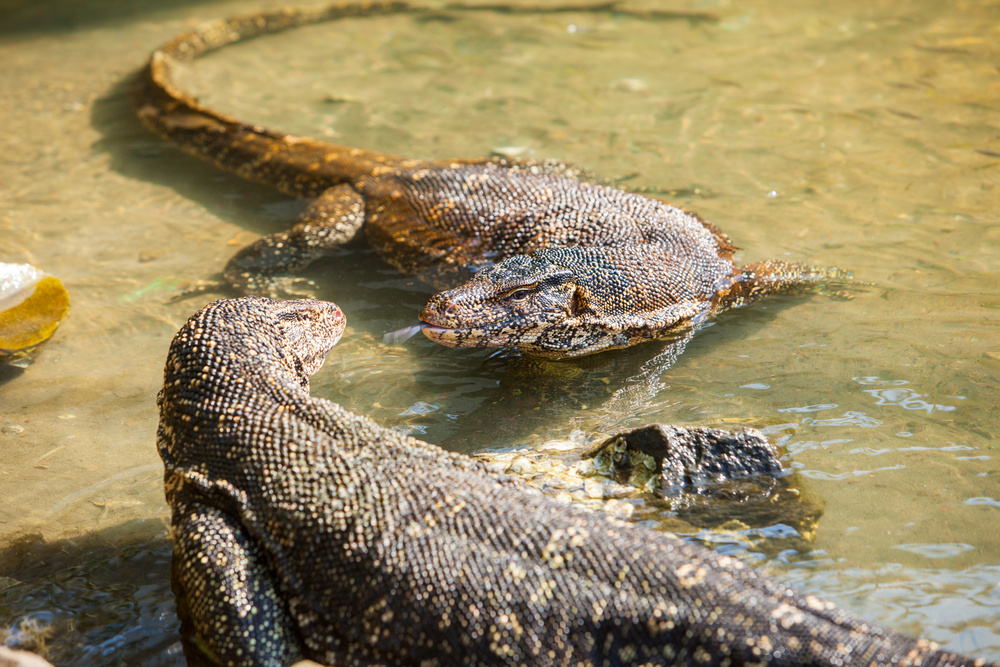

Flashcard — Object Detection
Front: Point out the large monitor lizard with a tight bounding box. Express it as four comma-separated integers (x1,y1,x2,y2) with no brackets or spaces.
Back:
158,295,992,667
134,0,830,318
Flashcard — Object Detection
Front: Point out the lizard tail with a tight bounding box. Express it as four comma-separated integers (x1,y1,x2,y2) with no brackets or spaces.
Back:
132,1,720,197
132,2,414,193
713,260,853,311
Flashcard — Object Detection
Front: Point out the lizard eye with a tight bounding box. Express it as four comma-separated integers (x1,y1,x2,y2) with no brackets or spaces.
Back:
507,288,532,303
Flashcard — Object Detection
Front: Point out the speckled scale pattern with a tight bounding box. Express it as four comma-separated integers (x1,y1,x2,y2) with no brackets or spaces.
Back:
375,164,731,269
158,296,992,667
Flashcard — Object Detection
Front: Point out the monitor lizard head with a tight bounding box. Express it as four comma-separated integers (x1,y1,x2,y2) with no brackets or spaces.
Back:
418,247,702,359
419,251,580,357
162,297,346,403
270,297,347,382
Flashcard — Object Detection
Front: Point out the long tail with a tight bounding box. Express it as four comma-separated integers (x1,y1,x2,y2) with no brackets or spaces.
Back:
713,260,853,311
132,2,416,196
133,1,718,198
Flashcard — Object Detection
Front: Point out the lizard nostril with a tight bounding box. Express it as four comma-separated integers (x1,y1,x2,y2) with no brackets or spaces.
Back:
445,304,458,317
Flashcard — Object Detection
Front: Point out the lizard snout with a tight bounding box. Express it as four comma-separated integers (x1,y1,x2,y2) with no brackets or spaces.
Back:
419,295,460,327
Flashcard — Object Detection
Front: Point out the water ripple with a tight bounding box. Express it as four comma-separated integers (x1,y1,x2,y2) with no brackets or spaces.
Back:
802,411,883,428
778,404,838,413
892,543,976,559
799,464,906,481
964,497,1000,508
863,387,956,413
398,401,440,416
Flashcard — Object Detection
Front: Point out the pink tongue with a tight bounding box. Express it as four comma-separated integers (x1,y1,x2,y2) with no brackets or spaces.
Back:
382,323,427,345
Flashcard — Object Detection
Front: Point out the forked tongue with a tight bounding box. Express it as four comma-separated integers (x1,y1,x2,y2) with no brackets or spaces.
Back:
382,323,427,345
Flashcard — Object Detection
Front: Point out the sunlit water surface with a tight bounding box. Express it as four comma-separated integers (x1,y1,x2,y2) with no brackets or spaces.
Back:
1,0,998,663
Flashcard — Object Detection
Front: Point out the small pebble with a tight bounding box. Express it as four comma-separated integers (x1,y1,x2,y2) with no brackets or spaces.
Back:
505,456,533,475
610,78,648,92
602,499,635,519
491,146,528,158
584,479,605,499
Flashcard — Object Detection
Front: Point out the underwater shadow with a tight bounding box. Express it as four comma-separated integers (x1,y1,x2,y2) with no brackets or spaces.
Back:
0,364,27,388
90,70,414,307
442,293,816,453
1,0,231,38
2,0,717,37
90,74,301,242
0,519,180,667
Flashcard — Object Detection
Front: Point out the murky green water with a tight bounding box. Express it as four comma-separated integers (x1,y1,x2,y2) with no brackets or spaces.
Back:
1,0,998,664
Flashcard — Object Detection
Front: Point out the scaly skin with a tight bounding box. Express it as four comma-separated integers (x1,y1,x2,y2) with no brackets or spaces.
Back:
158,296,992,667
419,245,845,358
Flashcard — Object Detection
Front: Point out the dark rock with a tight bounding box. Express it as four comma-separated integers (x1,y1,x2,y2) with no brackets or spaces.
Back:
585,424,824,538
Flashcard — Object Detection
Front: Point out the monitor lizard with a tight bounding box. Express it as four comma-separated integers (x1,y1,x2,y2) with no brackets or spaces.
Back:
134,0,830,321
158,295,991,667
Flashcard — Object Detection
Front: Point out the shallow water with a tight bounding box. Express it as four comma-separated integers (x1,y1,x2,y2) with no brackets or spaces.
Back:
1,0,998,663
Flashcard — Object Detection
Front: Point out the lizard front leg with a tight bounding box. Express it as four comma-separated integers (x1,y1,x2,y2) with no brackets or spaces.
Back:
224,183,365,297
171,492,306,667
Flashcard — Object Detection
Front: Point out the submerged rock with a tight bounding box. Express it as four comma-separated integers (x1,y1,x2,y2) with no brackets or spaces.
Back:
582,424,824,540
476,423,824,548
0,263,70,366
